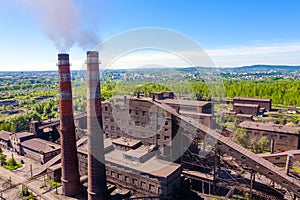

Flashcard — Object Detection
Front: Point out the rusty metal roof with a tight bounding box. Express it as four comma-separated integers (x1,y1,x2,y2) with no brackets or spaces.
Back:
21,138,60,153
239,121,300,134
233,97,271,102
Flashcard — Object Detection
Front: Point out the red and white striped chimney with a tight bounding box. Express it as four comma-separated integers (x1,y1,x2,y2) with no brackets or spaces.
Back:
87,51,107,200
57,53,81,196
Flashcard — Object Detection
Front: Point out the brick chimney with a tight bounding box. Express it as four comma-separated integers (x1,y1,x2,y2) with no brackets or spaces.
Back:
57,53,80,196
86,51,107,200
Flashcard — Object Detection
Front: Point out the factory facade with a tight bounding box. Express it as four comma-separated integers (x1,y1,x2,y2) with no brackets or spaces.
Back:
239,121,300,152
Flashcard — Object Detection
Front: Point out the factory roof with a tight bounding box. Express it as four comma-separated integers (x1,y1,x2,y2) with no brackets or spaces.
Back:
124,145,156,159
239,121,300,134
21,138,60,153
11,132,34,139
78,138,114,154
0,130,12,141
235,113,253,118
105,148,181,178
233,97,271,102
233,103,260,108
112,137,141,148
77,138,181,178
180,111,213,117
158,98,211,107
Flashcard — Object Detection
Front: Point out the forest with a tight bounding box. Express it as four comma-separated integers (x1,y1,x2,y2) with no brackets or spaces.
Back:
97,79,300,106
1,78,300,133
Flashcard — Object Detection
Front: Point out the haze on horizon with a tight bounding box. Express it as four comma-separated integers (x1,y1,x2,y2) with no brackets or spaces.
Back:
0,0,300,71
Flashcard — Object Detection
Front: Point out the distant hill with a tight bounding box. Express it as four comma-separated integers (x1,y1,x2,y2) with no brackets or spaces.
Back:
220,65,300,73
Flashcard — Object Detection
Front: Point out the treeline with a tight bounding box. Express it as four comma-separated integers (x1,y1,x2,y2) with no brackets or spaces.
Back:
105,79,300,106
224,79,300,106
38,79,300,117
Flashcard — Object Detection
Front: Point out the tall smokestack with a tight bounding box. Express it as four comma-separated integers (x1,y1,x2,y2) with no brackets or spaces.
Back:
87,51,107,200
57,54,80,196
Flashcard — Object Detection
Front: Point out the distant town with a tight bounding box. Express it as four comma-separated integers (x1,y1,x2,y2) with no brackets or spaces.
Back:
0,58,300,200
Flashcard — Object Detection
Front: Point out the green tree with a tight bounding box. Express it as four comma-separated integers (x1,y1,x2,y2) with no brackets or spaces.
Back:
257,136,270,153
0,154,6,165
251,136,270,153
6,156,17,167
233,128,249,148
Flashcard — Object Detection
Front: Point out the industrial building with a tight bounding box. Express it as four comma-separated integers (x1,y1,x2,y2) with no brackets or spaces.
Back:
21,138,60,164
7,51,299,200
10,132,35,154
233,96,272,111
239,121,300,152
0,130,12,149
233,103,260,116
77,137,182,198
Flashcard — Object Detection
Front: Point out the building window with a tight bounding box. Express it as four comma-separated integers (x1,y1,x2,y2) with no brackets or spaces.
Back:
105,106,108,111
117,173,122,180
125,176,130,183
111,171,115,177
129,109,132,114
157,135,160,139
111,126,115,131
165,120,169,125
164,136,170,140
135,110,139,115
158,187,163,194
149,184,155,192
165,128,168,132
132,178,138,185
271,134,277,139
142,111,146,116
141,181,146,189
280,135,287,140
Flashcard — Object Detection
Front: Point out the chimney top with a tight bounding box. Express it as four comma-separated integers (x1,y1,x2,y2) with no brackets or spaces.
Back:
87,51,98,57
58,53,69,59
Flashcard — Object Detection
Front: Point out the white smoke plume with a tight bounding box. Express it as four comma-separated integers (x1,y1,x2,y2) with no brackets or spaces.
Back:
17,0,100,52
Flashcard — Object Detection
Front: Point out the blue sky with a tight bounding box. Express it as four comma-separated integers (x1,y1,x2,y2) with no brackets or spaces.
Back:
0,0,300,70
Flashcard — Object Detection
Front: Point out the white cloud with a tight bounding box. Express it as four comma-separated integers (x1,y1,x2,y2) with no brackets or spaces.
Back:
96,42,300,69
206,42,300,67
1,41,300,71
